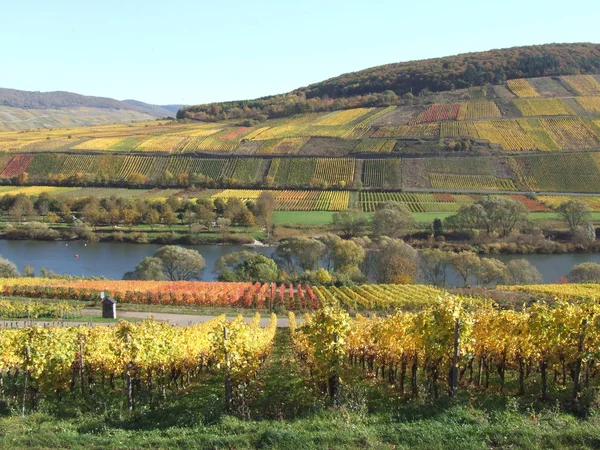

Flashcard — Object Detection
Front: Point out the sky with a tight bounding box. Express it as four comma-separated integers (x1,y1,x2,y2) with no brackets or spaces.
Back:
0,0,598,106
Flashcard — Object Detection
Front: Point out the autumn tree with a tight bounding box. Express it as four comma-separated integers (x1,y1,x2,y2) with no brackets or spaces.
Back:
556,200,591,233
255,191,276,238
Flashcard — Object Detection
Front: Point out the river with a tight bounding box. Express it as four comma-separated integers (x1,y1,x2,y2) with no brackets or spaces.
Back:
0,241,274,281
0,240,597,284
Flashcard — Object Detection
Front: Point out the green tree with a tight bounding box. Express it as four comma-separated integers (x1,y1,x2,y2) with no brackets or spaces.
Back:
556,200,591,233
331,209,368,239
123,256,166,280
215,251,279,282
448,196,528,236
371,202,415,238
332,239,365,275
275,238,325,274
433,217,444,237
153,246,206,281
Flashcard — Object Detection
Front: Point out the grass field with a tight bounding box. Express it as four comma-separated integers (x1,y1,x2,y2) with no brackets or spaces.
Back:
274,211,337,225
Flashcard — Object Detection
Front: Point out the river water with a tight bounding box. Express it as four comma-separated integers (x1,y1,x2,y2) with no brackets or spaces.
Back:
0,240,598,284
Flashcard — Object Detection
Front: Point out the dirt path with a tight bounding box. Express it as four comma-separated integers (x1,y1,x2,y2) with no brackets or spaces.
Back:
80,309,291,326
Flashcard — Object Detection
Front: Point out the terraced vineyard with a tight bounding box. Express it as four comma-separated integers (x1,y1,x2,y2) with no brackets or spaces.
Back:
311,284,445,311
0,75,600,202
362,159,401,187
512,153,600,193
211,189,350,211
506,78,540,98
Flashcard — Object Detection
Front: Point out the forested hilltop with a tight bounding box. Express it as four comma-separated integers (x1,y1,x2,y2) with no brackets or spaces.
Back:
179,43,600,121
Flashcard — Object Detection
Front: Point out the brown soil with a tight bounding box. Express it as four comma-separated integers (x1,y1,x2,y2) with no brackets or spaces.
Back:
491,85,516,101
297,137,357,156
236,140,262,155
529,77,573,97
370,105,418,126
401,158,430,188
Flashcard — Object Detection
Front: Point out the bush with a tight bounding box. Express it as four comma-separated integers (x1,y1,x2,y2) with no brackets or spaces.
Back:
128,232,149,244
567,262,600,283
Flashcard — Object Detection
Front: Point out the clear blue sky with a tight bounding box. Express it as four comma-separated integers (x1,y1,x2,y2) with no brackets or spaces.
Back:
1,0,598,105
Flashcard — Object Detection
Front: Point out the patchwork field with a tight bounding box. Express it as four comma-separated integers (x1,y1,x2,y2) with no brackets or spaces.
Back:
0,76,599,201
2,75,600,159
1,151,600,194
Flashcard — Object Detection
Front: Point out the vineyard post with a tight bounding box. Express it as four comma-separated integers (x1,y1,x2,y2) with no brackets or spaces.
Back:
125,333,133,412
78,334,85,398
223,326,232,413
450,318,460,397
573,318,588,402
22,345,30,416
329,333,341,405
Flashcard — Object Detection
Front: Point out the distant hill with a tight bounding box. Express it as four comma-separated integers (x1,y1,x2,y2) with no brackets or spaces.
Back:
122,100,180,118
0,88,176,132
179,43,600,121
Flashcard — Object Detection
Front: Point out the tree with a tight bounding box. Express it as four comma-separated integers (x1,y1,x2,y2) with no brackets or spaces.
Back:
153,246,206,281
162,206,178,230
82,204,106,229
449,251,480,287
573,222,596,245
183,209,197,232
318,234,342,270
214,198,227,216
123,256,166,280
567,262,600,283
195,199,216,230
433,217,444,237
9,195,35,223
420,249,451,287
23,264,35,277
40,209,56,224
0,256,19,277
371,202,415,238
144,209,161,231
215,251,279,282
477,258,508,286
447,196,528,236
216,217,231,240
275,238,325,274
365,237,418,283
506,259,542,285
332,239,365,275
255,192,276,238
332,209,368,239
121,208,141,231
556,200,591,233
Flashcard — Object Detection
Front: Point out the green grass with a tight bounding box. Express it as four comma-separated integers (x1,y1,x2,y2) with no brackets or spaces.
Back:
274,211,337,225
412,212,454,223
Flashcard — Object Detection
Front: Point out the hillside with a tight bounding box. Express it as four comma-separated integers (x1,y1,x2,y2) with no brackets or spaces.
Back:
0,88,176,132
179,43,600,121
1,70,600,199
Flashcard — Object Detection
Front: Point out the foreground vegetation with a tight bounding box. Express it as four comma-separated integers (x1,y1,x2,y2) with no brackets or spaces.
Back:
3,301,600,449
